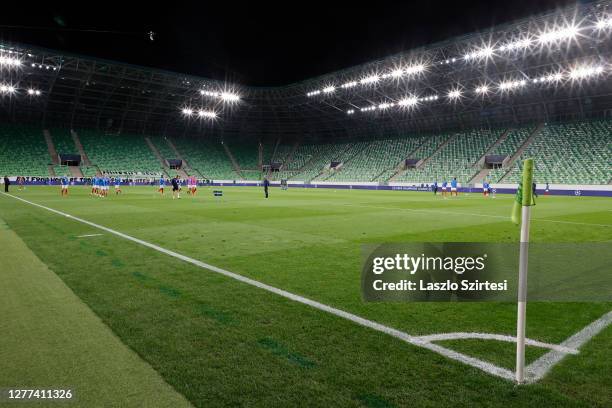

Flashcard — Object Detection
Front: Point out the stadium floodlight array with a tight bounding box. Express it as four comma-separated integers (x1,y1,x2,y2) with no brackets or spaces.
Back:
27,88,42,95
199,90,241,102
181,107,217,119
0,84,17,94
0,55,21,67
30,63,57,71
306,15,612,98
348,63,606,115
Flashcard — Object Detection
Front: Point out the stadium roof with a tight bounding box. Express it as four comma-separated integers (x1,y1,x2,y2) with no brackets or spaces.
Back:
1,1,612,141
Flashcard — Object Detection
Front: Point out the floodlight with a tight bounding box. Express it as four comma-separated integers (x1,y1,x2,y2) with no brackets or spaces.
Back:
220,92,240,102
181,108,193,116
322,86,336,93
198,109,217,118
360,75,380,84
27,89,35,95
398,96,418,107
475,85,489,94
35,90,41,95
538,25,579,43
391,68,404,78
341,81,358,88
347,109,355,115
595,18,612,29
447,89,461,99
569,65,604,80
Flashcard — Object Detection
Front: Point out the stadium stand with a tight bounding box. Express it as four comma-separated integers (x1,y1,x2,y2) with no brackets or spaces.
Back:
78,130,163,176
324,135,428,182
500,120,611,185
0,125,50,177
171,137,240,180
51,129,78,156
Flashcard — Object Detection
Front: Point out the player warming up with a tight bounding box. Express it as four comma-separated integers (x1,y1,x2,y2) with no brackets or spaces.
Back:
441,180,448,198
263,176,270,198
483,180,490,197
60,175,69,197
114,176,122,195
158,176,165,196
450,177,458,197
172,176,181,199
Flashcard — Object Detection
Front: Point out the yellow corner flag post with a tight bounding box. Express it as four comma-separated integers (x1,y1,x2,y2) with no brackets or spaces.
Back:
514,158,534,384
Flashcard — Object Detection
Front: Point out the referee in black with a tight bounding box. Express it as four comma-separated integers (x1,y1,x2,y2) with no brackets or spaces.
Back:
3,175,9,193
263,176,270,198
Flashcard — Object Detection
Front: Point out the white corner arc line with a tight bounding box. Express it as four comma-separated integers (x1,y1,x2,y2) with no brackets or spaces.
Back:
3,193,608,383
415,332,578,354
525,310,612,383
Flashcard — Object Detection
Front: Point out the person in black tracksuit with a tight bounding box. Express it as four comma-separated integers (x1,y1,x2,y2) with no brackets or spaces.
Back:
4,176,9,192
263,177,270,198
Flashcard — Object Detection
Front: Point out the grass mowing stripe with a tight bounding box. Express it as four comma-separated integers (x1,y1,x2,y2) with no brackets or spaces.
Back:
0,217,192,407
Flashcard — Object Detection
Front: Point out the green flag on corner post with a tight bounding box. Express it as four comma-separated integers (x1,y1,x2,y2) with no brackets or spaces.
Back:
511,159,535,225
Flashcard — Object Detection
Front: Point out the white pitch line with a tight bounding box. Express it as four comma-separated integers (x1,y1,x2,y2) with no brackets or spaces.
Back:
2,192,607,383
525,310,612,383
415,332,578,354
77,233,103,238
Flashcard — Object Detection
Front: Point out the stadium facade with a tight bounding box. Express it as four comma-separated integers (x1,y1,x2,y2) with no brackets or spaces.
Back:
0,1,610,188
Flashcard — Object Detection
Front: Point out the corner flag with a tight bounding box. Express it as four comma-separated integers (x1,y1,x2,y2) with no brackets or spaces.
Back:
514,158,535,384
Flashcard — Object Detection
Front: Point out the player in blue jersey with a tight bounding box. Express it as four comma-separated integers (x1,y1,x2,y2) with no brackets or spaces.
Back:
90,176,97,196
483,180,490,197
158,176,165,195
450,177,458,197
60,175,69,197
432,181,438,195
441,181,448,197
114,176,122,195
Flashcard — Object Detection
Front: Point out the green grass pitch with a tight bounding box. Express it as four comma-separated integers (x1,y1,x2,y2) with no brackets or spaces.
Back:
0,185,610,407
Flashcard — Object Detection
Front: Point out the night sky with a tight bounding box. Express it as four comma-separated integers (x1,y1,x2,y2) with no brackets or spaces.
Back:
1,0,578,86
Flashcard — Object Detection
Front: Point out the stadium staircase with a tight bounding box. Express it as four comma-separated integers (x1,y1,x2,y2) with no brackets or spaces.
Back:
72,130,92,166
47,165,56,177
222,143,244,179
391,133,453,182
43,130,59,165
497,124,544,182
468,128,511,184
165,138,191,171
145,137,169,169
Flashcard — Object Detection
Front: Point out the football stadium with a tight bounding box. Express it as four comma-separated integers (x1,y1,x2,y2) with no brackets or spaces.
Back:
1,2,611,407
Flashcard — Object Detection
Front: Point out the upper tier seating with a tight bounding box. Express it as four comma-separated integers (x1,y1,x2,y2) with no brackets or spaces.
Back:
501,120,611,185
79,130,163,175
171,137,239,180
0,125,50,177
397,129,501,183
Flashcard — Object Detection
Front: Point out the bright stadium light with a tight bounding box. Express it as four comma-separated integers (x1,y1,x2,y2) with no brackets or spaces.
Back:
378,102,393,110
341,81,358,88
475,85,489,94
405,64,426,75
347,109,355,115
360,74,380,84
322,86,336,93
0,84,16,94
398,96,418,107
198,109,217,118
181,107,194,116
0,56,21,67
596,17,612,30
569,65,604,80
220,91,240,102
391,68,404,78
447,89,462,100
538,25,579,43
35,90,41,95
